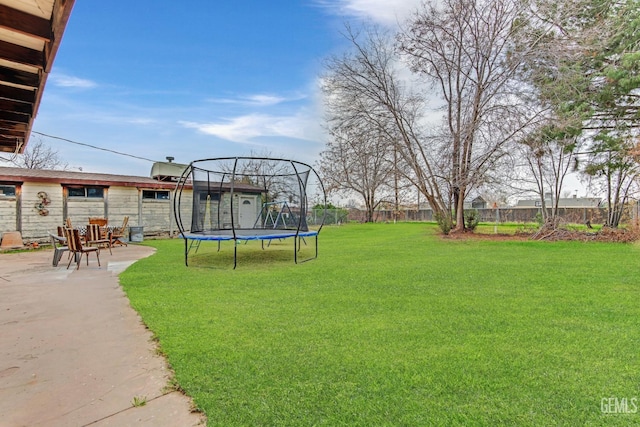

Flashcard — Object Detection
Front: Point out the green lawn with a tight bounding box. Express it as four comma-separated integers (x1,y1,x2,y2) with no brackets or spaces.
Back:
120,223,640,426
473,221,603,235
474,222,533,235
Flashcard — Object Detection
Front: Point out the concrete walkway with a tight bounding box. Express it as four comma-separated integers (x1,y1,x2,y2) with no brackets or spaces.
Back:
0,245,205,427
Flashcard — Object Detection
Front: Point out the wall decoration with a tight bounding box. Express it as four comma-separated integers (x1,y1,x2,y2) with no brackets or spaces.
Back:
35,191,51,216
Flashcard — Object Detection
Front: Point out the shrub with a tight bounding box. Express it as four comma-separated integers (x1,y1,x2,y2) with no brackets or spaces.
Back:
464,210,480,231
534,212,544,226
435,212,453,234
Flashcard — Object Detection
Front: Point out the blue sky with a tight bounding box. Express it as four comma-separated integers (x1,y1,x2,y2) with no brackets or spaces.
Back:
32,0,421,176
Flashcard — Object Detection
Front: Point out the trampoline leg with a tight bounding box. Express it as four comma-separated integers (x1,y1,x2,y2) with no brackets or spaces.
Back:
296,236,307,252
187,239,201,255
233,240,237,269
296,234,318,264
184,238,189,266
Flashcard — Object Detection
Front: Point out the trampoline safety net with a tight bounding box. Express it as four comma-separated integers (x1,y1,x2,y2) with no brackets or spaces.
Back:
173,157,327,268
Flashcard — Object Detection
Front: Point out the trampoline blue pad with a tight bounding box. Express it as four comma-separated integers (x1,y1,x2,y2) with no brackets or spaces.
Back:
181,230,319,242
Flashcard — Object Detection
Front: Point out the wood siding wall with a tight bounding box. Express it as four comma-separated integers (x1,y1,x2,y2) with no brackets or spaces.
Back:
0,182,193,242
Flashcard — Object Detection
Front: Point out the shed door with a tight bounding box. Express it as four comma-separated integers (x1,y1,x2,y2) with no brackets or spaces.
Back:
238,197,255,228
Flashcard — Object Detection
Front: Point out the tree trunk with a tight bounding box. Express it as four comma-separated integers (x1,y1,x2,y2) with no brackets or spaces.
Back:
366,207,375,223
453,186,466,232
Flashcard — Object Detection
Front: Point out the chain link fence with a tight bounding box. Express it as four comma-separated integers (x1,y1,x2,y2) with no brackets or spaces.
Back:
307,208,349,226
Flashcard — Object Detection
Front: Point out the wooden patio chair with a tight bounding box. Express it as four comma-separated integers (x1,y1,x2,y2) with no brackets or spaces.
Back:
110,216,129,247
49,233,69,267
64,228,100,269
89,217,108,227
86,223,112,255
62,220,86,243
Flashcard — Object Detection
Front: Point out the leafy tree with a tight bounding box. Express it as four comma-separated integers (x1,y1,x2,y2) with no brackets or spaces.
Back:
520,0,640,227
581,0,640,226
586,0,640,131
512,0,594,224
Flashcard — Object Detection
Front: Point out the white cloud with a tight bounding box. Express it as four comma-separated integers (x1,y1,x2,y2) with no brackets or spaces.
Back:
244,94,288,106
180,112,320,143
207,93,306,106
315,0,421,26
49,73,98,89
126,117,157,125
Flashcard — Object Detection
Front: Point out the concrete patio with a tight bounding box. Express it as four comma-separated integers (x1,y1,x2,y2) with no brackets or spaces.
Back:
0,244,205,426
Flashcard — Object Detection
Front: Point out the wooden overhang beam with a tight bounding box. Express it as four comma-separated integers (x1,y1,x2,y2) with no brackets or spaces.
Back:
0,0,75,153
0,39,44,69
0,4,52,41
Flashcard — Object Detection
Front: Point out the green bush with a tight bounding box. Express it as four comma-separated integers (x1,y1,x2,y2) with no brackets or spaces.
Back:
464,209,480,231
434,212,453,234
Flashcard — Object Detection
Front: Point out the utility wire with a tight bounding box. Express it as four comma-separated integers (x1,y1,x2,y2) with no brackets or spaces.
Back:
32,131,159,163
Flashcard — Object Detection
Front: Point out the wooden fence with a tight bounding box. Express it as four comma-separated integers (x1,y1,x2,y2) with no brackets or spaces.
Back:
344,207,615,225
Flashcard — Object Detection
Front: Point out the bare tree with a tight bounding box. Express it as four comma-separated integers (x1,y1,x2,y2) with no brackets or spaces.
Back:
518,123,583,223
5,137,68,170
584,132,640,227
322,24,450,225
398,0,542,231
216,149,296,204
319,122,394,222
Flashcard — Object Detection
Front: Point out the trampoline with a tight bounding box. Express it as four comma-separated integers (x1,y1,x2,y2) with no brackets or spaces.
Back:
174,157,327,268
